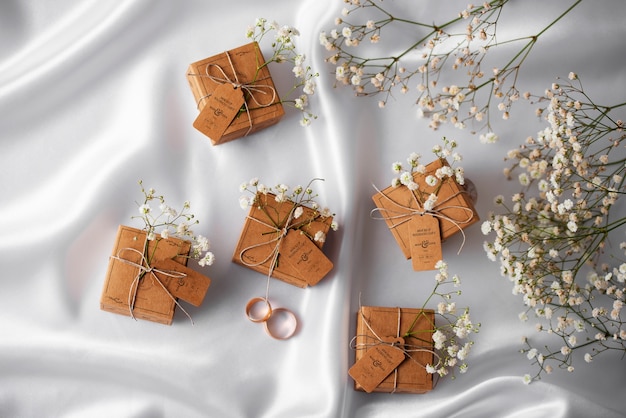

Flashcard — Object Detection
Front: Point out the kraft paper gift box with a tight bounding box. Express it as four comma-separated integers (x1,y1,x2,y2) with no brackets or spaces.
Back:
186,41,285,145
232,193,334,288
101,225,211,325
372,158,479,260
349,306,435,394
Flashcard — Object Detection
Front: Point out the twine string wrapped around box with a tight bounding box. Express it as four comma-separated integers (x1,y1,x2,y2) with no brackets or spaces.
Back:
370,183,475,254
239,202,300,339
109,244,195,325
351,307,438,393
187,51,277,137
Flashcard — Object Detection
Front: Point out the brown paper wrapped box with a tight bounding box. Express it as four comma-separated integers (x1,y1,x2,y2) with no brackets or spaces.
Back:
351,306,434,394
372,158,479,259
232,193,334,288
100,225,211,325
186,41,285,145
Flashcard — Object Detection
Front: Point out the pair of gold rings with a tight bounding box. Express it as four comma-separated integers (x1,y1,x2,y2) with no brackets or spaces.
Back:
245,297,297,340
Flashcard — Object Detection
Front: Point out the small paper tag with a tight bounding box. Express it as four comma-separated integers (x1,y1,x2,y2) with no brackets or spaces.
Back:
152,258,211,307
408,214,442,271
349,344,406,393
193,83,245,140
279,229,333,286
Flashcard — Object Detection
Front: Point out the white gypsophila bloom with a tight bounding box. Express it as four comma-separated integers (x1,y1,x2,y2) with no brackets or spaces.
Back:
424,194,438,211
303,80,316,95
479,132,499,144
196,235,210,251
239,196,250,209
293,206,304,219
342,26,352,38
177,222,190,236
400,171,412,186
314,230,326,243
567,220,578,233
139,204,151,214
455,167,465,185
425,175,438,187
159,203,177,217
392,161,403,173
407,152,420,166
292,65,304,78
407,181,419,191
198,251,215,267
432,330,446,349
437,301,446,315
457,342,471,360
447,344,459,357
160,229,170,239
335,66,345,80
436,165,453,179
518,172,530,186
568,335,577,346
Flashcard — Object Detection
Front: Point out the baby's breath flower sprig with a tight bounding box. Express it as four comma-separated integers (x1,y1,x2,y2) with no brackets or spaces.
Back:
390,137,464,211
320,0,581,135
247,18,319,127
481,74,626,382
404,260,480,379
133,180,215,267
239,177,339,240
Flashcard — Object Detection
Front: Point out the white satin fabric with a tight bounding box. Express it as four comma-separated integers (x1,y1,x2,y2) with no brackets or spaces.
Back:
1,1,624,417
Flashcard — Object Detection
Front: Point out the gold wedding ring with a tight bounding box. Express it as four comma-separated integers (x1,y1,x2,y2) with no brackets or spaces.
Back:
264,307,297,340
245,297,298,340
245,297,272,322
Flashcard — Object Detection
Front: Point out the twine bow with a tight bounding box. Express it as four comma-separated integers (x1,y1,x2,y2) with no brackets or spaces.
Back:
238,207,298,271
351,306,436,393
109,245,194,325
370,182,475,254
188,50,277,137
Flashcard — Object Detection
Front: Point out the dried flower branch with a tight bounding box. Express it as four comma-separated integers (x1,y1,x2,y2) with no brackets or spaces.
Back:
239,177,339,238
319,0,581,135
248,18,319,126
134,180,215,267
390,137,465,210
481,74,626,382
405,260,480,378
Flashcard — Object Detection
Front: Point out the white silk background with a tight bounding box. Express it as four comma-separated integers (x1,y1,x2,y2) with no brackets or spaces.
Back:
1,1,625,417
